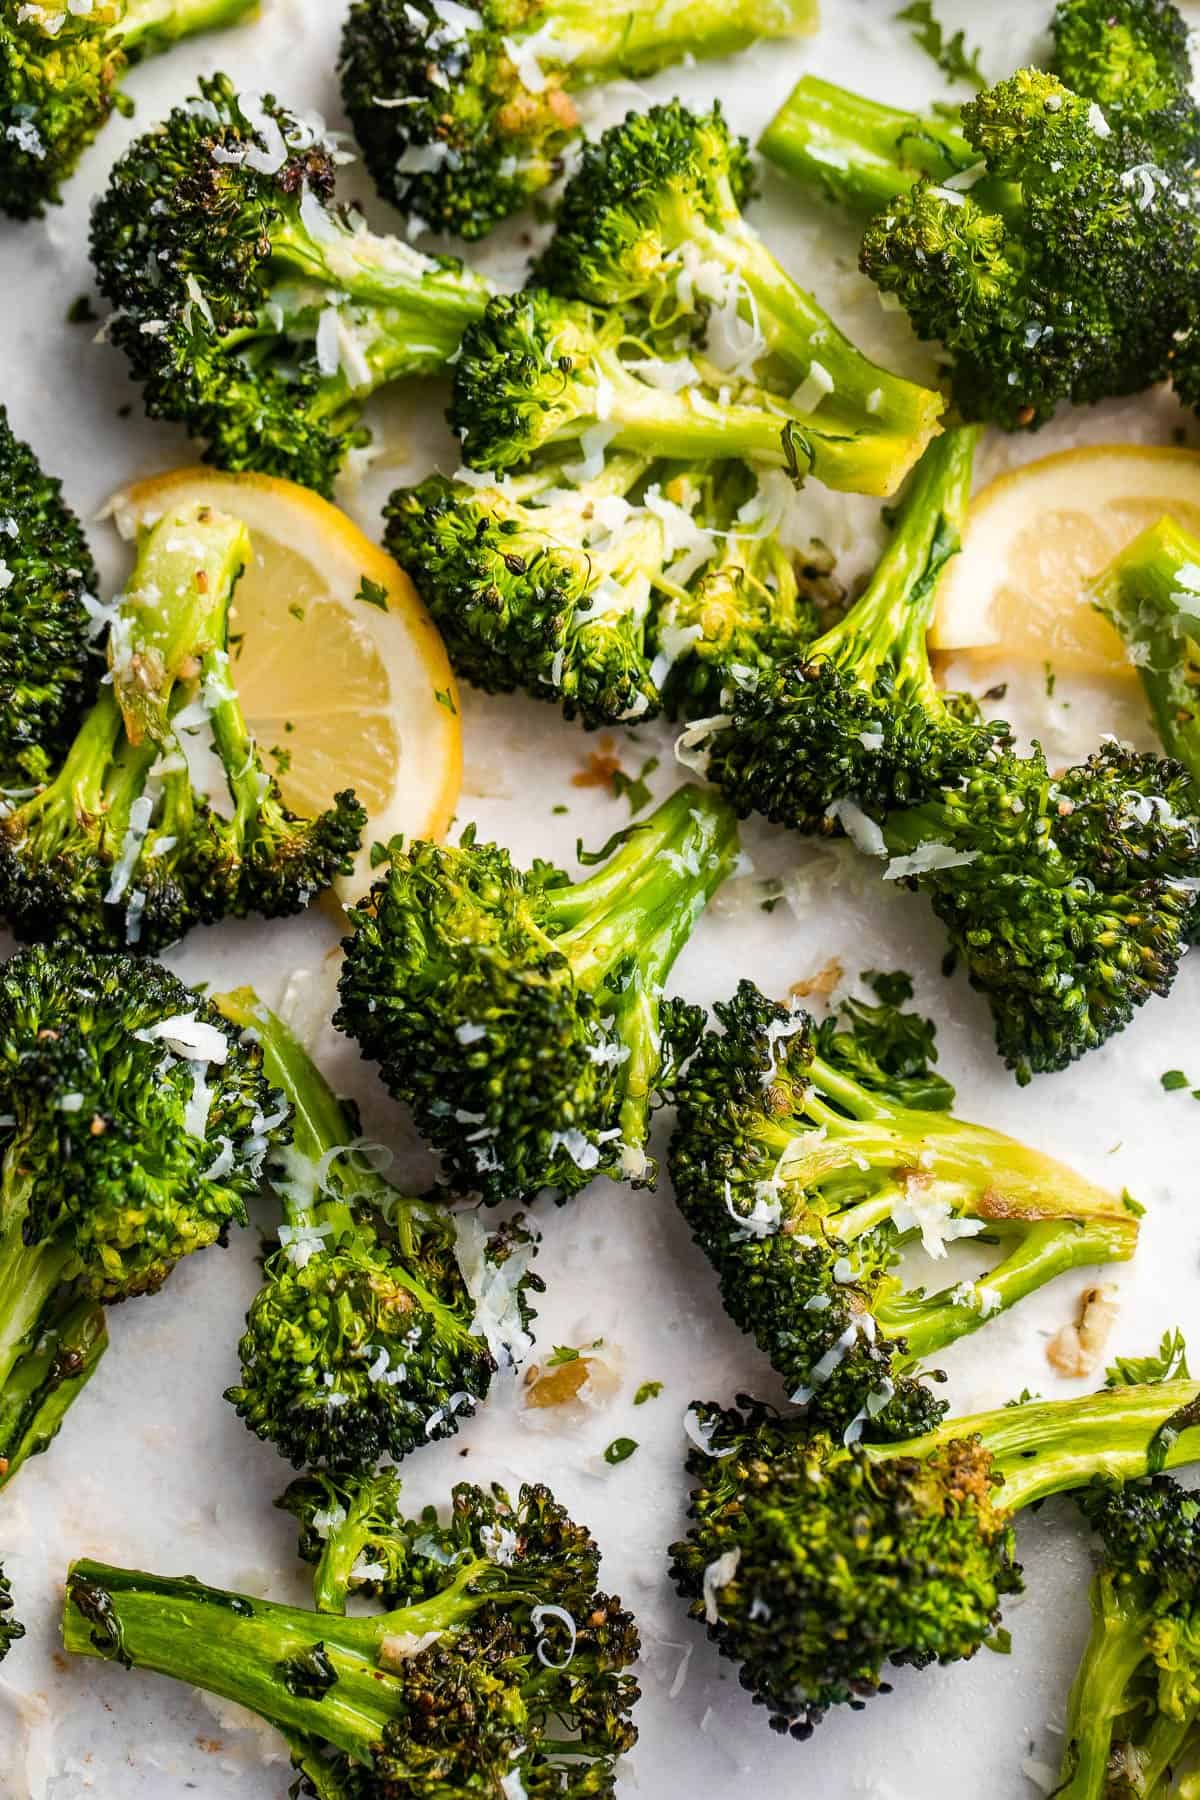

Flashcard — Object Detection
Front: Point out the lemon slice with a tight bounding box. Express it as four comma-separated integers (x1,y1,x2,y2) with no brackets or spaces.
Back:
932,445,1200,676
110,467,462,899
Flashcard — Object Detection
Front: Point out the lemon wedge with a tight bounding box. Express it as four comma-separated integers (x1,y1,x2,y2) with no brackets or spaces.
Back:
110,467,462,899
932,445,1200,676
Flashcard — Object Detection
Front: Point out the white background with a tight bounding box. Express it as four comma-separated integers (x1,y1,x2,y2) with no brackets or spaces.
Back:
2,0,1200,1794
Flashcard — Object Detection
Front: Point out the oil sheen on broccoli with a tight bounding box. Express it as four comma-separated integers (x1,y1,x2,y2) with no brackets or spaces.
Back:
0,0,259,219
217,988,542,1472
65,1471,641,1796
671,978,1142,1441
0,499,364,952
90,75,495,495
0,944,285,1491
336,784,737,1203
671,1377,1200,1740
339,0,818,241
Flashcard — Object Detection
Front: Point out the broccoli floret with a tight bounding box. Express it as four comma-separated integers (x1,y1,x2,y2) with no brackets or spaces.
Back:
1056,1475,1200,1798
670,979,1142,1443
763,63,1199,431
217,988,541,1472
0,1562,22,1660
0,0,258,219
0,500,363,952
536,101,945,497
452,289,937,498
278,1467,414,1614
337,784,737,1204
89,75,494,496
0,944,284,1491
339,0,817,241
1051,0,1200,158
0,1286,108,1491
384,454,669,727
670,1377,1200,1738
0,408,97,790
699,428,1005,831
65,1475,641,1795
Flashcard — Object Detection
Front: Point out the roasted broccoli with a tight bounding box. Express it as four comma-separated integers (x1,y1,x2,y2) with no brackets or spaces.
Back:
1051,0,1200,158
1056,1475,1200,1798
217,989,541,1472
339,0,818,241
90,76,495,496
337,784,737,1204
452,289,937,498
0,1562,22,1659
670,1377,1200,1739
0,407,98,790
0,499,364,952
0,0,258,219
65,1474,641,1796
762,60,1200,430
536,101,945,498
670,978,1142,1442
0,944,284,1491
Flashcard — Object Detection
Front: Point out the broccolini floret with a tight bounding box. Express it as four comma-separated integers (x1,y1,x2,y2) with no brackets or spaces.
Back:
0,1561,21,1659
336,784,737,1204
1051,0,1200,158
0,944,285,1490
217,989,541,1472
536,101,945,498
339,0,817,241
671,1378,1200,1739
0,500,364,952
90,75,495,496
0,0,258,219
452,290,936,497
670,979,1142,1443
65,1474,640,1796
1056,1474,1200,1798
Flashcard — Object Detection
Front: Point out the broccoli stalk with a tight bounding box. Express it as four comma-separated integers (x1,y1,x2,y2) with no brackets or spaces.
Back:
671,1378,1200,1739
453,290,926,497
340,0,818,241
90,76,494,494
537,101,945,495
216,988,540,1472
64,1475,640,1796
671,979,1141,1442
1056,1476,1200,1800
0,944,283,1491
0,0,258,220
337,783,738,1203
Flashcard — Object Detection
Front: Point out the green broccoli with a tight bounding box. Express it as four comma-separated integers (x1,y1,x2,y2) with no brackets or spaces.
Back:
0,944,285,1491
670,979,1142,1442
1056,1475,1200,1798
339,0,818,241
536,101,945,498
1051,0,1200,157
89,75,495,496
216,988,541,1473
0,499,364,952
64,1472,641,1796
0,1561,22,1659
0,408,97,790
670,1377,1200,1739
0,0,258,219
451,289,939,497
762,59,1200,430
336,783,738,1204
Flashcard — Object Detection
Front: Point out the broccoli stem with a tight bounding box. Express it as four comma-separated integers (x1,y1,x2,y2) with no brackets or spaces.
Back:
117,0,259,55
0,1164,78,1402
759,74,979,213
0,1289,107,1490
264,236,491,326
1056,1575,1158,1800
510,0,817,76
869,1381,1200,1509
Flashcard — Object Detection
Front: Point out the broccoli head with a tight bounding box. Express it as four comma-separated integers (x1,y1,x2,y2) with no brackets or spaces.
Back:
0,944,285,1490
0,1561,22,1660
337,784,737,1203
1051,0,1200,159
670,979,1142,1443
90,74,494,495
0,408,97,790
217,989,541,1472
65,1474,641,1795
1057,1474,1200,1798
339,0,817,240
0,0,258,219
671,1377,1200,1738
